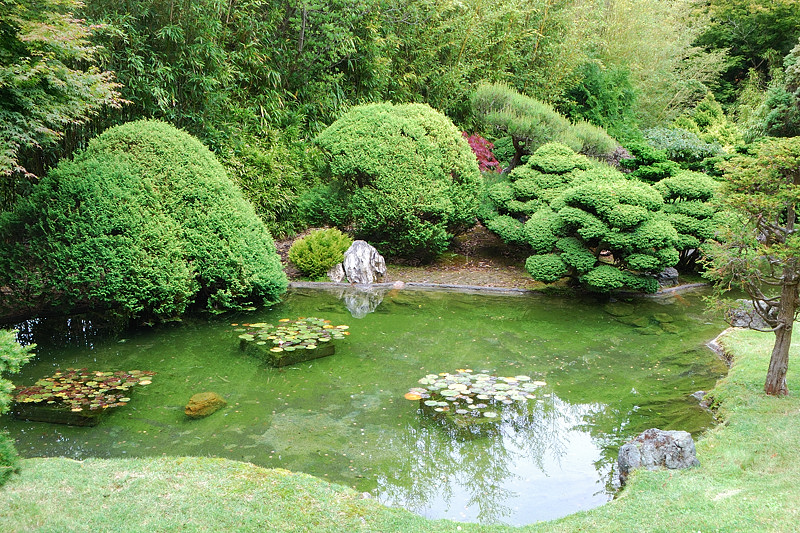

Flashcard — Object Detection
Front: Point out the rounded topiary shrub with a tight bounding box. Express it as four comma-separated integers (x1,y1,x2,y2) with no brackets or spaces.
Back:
314,102,482,261
0,120,287,320
288,228,353,279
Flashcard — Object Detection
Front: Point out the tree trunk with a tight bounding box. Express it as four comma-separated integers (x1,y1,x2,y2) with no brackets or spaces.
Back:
506,138,526,172
765,269,799,396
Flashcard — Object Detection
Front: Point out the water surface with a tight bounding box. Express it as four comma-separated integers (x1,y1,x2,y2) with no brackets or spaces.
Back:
2,287,727,526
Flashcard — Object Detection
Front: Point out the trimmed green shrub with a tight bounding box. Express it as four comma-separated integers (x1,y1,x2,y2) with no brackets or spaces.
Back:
0,120,287,321
1,329,34,486
654,170,721,268
315,102,482,261
288,229,353,279
483,143,680,293
525,254,569,283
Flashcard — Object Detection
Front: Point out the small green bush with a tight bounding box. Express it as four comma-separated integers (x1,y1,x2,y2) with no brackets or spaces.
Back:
0,120,287,321
485,215,526,245
288,229,353,279
315,102,482,261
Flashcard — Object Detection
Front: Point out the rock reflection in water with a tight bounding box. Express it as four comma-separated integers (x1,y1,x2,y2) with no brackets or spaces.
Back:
331,286,388,319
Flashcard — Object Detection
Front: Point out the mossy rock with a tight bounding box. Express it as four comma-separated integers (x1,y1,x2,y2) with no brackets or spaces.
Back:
659,322,682,334
617,315,651,327
637,326,664,336
652,313,674,323
604,302,636,317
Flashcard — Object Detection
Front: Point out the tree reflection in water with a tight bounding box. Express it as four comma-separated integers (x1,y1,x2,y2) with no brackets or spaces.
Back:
373,391,605,525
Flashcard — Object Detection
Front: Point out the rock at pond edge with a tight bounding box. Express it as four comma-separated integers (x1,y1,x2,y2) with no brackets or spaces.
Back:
185,392,227,419
617,428,700,485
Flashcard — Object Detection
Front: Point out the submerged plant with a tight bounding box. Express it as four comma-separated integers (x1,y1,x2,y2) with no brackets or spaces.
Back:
406,369,546,429
13,369,155,413
237,317,349,354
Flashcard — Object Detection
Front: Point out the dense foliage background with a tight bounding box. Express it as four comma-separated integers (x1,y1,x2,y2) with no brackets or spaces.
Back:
0,0,798,303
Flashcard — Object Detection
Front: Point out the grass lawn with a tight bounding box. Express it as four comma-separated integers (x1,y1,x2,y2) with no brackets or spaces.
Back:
1,328,798,532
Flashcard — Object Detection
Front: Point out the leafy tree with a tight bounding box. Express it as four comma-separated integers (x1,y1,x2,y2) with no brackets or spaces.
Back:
314,102,482,261
0,329,34,486
381,0,590,124
0,120,287,322
673,93,743,151
0,0,123,207
704,137,800,396
694,0,800,103
560,61,638,137
587,0,727,126
760,39,800,138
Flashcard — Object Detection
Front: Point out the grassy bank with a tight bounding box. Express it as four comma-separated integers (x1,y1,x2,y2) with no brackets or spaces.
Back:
1,328,798,532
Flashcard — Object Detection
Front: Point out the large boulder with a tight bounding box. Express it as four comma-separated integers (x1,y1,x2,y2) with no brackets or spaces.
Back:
343,240,386,284
185,392,227,419
618,428,700,485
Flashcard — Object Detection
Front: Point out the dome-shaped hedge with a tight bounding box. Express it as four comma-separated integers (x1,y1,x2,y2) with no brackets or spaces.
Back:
0,120,287,320
314,102,482,261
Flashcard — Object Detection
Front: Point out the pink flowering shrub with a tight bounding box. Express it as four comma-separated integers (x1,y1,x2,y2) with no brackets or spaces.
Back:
462,132,500,172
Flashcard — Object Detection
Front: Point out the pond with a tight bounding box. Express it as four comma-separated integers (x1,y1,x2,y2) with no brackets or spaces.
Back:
2,286,728,526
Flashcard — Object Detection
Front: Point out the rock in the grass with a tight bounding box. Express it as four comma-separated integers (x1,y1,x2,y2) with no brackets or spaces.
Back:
618,428,700,485
343,240,386,285
328,262,346,283
657,267,680,288
185,392,227,419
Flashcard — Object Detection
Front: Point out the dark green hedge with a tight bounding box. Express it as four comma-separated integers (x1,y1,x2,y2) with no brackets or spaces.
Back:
0,120,287,321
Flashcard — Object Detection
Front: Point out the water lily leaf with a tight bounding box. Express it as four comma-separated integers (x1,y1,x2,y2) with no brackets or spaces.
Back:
483,411,498,418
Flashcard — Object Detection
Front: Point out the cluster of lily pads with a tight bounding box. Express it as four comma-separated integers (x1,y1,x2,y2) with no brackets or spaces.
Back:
405,369,546,422
236,317,349,353
13,368,155,412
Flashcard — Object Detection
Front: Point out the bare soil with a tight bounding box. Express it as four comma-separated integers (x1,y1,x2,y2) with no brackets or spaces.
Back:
276,224,544,290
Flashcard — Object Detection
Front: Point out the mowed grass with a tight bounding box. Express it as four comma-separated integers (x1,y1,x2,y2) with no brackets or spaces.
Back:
1,328,798,532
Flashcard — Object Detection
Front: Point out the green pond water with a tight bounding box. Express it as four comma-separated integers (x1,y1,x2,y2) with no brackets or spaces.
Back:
2,287,728,526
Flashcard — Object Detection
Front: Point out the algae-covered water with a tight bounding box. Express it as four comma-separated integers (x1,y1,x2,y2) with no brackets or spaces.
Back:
2,287,727,526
